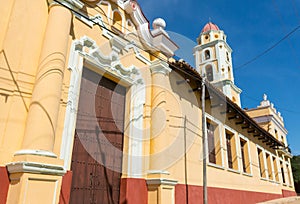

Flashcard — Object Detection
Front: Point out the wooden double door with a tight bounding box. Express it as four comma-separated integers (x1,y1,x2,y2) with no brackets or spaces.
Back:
70,68,126,204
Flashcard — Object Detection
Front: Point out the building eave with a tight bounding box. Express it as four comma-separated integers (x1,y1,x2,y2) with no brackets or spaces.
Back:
169,60,285,149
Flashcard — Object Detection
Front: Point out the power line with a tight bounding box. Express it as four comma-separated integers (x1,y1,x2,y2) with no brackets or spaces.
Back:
271,0,300,68
235,23,300,71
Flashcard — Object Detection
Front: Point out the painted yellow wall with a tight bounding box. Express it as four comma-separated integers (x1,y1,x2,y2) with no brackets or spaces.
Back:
1,1,294,204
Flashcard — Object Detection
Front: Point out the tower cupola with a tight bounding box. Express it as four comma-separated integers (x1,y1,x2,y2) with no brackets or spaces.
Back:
193,22,242,106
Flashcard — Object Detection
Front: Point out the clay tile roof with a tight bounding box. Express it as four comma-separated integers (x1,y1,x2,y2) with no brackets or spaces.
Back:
201,22,220,33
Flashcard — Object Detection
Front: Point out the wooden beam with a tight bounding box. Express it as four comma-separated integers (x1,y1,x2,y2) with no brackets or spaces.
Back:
253,132,261,137
235,121,244,125
229,115,240,120
258,136,265,140
236,120,247,125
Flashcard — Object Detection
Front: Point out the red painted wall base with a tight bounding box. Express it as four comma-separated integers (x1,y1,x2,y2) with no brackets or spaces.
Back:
0,166,9,204
120,178,148,204
282,189,297,197
59,174,297,204
175,184,296,204
59,171,73,204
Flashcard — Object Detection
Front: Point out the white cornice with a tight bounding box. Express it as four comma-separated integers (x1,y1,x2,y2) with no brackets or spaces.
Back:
150,60,172,75
194,40,233,53
146,178,178,186
14,149,57,158
6,162,65,176
128,2,178,57
212,79,242,94
250,115,288,135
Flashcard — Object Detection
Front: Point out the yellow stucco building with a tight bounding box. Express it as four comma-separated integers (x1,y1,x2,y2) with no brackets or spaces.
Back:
0,0,296,204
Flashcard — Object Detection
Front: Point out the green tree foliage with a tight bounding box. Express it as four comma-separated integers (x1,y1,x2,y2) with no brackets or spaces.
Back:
291,155,300,183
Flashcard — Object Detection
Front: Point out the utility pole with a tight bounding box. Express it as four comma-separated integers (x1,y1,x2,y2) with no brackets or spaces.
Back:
201,75,207,204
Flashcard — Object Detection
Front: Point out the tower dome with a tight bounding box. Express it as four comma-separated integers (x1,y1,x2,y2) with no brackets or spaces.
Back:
201,22,220,33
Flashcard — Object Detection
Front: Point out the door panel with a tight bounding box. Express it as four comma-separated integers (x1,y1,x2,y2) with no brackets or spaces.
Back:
70,68,126,204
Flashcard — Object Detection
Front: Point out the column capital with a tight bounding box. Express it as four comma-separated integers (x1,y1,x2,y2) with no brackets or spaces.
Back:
150,60,172,75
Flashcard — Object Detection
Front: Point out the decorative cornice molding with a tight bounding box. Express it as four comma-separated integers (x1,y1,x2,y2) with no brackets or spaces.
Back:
6,162,65,176
128,2,178,57
251,115,288,135
73,36,143,85
147,170,170,175
212,79,242,94
194,39,232,53
277,148,293,158
146,178,178,186
150,60,172,75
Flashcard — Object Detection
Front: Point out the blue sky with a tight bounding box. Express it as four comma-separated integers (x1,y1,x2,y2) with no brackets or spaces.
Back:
137,0,300,155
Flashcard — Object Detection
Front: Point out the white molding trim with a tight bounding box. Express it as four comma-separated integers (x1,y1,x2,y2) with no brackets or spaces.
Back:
146,178,178,186
129,1,178,57
201,47,214,63
72,12,152,66
6,162,65,176
124,42,151,65
60,36,146,178
125,19,136,34
150,60,172,75
251,115,288,135
14,149,57,158
147,170,170,175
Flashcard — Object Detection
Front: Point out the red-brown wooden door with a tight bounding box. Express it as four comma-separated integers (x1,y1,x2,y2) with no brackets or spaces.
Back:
70,68,126,204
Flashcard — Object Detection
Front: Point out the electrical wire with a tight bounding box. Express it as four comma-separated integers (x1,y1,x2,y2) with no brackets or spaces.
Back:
235,23,300,70
271,0,300,68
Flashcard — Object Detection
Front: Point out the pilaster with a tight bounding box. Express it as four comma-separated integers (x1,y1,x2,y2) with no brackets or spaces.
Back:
6,3,72,204
22,3,72,152
149,60,172,171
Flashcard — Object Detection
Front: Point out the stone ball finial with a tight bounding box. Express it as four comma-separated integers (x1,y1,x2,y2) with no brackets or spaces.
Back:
153,18,166,30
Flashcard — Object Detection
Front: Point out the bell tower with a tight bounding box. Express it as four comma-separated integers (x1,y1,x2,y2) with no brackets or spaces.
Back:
193,22,242,106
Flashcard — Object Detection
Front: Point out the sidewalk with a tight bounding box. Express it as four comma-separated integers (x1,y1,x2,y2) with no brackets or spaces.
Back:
258,197,300,204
